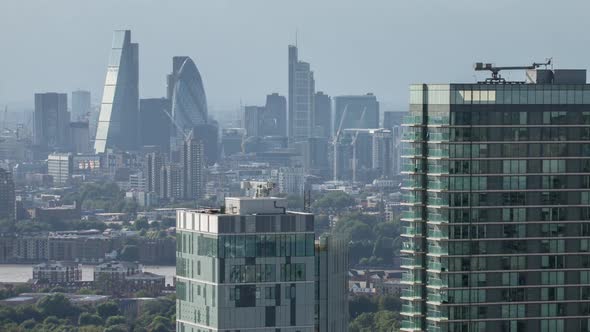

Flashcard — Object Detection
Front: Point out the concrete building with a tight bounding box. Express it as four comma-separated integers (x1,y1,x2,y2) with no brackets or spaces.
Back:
33,261,82,283
34,92,70,150
69,121,90,154
71,90,91,121
160,164,183,201
0,168,15,220
94,30,139,153
176,196,316,331
400,68,590,331
47,153,73,185
288,45,315,142
274,167,306,196
181,138,204,200
145,152,164,194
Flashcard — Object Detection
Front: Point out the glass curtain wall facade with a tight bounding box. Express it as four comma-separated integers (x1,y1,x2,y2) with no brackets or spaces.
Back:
401,83,590,332
176,198,316,332
94,30,139,153
167,56,208,154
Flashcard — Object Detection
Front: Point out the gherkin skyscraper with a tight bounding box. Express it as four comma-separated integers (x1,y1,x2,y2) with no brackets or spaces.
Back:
401,68,590,332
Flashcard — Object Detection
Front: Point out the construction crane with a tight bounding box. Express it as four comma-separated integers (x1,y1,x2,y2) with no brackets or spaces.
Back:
332,104,349,181
474,59,552,83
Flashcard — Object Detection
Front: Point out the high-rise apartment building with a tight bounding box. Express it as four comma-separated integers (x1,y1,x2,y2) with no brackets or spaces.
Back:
288,45,315,142
71,90,91,121
94,30,139,153
176,196,316,331
400,68,590,331
181,138,204,200
332,94,379,137
34,93,70,150
0,168,15,220
160,164,183,201
314,91,332,138
145,152,164,194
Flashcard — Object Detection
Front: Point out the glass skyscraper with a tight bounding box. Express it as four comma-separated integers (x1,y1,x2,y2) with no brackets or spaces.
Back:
401,69,590,332
167,56,208,154
288,45,315,142
94,30,139,154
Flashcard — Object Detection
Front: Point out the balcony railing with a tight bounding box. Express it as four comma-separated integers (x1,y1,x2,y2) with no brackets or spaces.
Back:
403,115,424,126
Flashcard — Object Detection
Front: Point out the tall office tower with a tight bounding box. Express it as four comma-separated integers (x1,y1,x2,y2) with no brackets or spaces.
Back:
194,122,219,166
139,98,171,153
372,128,393,179
244,106,266,138
71,90,91,121
332,94,379,136
160,164,183,201
94,30,139,154
69,122,90,154
265,93,287,136
383,110,406,129
314,91,332,138
47,153,73,185
34,93,70,150
176,196,316,331
181,138,204,200
315,234,349,332
0,168,15,220
288,45,315,142
400,68,590,332
167,56,208,154
145,152,163,194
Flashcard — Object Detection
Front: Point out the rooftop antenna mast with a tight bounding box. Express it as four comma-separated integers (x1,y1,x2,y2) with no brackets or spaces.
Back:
474,58,552,83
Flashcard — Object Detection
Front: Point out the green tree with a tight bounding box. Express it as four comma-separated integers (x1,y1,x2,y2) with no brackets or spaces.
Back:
78,312,104,326
312,191,356,211
378,295,401,312
349,295,378,319
349,312,375,332
36,294,78,318
106,315,126,326
134,217,150,231
20,318,37,330
373,310,399,331
97,301,119,320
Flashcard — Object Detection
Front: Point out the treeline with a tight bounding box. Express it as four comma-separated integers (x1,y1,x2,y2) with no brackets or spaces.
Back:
0,293,175,332
349,295,401,332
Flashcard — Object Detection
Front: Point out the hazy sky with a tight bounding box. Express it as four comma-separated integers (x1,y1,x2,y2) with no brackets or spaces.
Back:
1,0,590,115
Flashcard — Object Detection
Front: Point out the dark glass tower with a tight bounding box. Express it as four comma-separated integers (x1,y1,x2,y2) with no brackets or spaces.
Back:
401,69,590,332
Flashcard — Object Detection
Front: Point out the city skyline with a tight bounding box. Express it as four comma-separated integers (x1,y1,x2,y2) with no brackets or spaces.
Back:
2,0,590,113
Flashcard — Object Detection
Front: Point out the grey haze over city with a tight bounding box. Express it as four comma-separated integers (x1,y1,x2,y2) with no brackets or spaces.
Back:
1,0,589,118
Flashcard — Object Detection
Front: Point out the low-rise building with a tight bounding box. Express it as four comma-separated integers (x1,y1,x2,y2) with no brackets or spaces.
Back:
32,261,82,283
